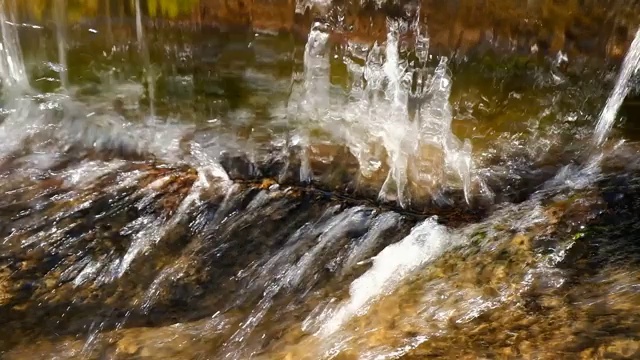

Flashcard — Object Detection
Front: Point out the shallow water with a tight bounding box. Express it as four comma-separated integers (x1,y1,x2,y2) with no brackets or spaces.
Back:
2,1,640,360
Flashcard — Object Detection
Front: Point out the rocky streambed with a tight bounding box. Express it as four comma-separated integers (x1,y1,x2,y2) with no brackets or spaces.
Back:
0,144,639,359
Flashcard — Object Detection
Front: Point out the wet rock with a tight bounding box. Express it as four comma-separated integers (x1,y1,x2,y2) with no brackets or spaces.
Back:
116,337,140,356
3,143,640,359
255,182,626,359
0,157,419,355
0,267,12,306
601,339,640,359
580,348,597,359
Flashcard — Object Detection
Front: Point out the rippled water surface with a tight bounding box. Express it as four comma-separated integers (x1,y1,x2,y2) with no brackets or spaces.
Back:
2,1,640,359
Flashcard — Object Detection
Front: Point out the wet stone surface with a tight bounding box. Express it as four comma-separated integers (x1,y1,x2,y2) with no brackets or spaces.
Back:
0,159,419,355
1,154,640,359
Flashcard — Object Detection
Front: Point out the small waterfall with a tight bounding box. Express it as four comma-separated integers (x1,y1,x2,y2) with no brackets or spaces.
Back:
593,29,640,146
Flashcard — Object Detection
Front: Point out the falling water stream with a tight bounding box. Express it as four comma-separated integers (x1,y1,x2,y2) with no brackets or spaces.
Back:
54,0,69,91
2,2,640,360
593,29,640,146
135,0,155,119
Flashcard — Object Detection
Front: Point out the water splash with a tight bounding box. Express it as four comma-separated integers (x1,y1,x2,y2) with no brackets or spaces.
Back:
419,57,474,204
593,29,640,146
375,20,414,206
290,18,481,206
287,21,332,182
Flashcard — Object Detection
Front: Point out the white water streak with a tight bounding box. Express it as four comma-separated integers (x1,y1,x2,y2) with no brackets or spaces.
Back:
114,164,222,280
319,216,454,337
220,206,372,359
54,0,69,90
340,211,402,276
0,0,44,161
135,0,156,118
593,29,640,146
0,0,27,90
377,21,414,206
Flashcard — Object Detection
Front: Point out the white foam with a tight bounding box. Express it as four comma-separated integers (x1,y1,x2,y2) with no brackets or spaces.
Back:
318,216,454,336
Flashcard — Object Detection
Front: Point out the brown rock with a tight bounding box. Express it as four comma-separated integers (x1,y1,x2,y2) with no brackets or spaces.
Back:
116,337,141,356
603,339,640,358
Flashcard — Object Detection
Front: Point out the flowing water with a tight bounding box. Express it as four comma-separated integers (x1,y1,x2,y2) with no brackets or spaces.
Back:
2,1,640,360
593,29,640,146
